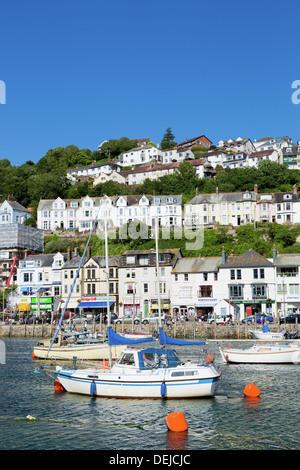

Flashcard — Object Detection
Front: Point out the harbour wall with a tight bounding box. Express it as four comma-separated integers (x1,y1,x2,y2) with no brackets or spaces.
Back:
0,321,287,340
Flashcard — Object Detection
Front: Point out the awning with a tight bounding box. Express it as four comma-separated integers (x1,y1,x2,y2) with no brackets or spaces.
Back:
77,301,115,308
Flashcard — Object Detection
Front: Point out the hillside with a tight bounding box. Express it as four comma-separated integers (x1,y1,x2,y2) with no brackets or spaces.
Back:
43,223,300,259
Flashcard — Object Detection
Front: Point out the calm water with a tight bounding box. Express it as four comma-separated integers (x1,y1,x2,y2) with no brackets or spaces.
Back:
0,337,299,451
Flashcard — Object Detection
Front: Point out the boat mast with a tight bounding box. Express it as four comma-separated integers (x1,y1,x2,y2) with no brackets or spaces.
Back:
104,200,112,368
155,216,162,328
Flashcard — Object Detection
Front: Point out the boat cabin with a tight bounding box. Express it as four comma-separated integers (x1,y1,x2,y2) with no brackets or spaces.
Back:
114,347,182,370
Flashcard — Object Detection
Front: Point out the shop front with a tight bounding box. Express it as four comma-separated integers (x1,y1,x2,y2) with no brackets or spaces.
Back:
195,298,218,320
77,296,117,316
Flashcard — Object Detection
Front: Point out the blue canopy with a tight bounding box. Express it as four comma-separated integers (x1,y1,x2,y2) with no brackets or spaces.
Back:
159,327,206,346
77,301,115,308
107,327,156,346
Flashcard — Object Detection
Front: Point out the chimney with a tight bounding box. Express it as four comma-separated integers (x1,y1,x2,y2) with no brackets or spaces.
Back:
195,187,198,196
216,187,219,195
87,246,91,259
67,246,72,261
74,247,78,257
222,246,226,263
293,184,297,194
254,184,258,193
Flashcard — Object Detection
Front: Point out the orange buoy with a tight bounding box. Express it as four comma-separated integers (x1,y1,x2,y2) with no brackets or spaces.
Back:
243,382,261,398
54,378,65,393
165,412,188,432
32,351,35,359
206,354,215,363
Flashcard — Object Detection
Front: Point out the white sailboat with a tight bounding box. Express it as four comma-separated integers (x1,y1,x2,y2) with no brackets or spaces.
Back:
33,329,123,361
52,214,221,398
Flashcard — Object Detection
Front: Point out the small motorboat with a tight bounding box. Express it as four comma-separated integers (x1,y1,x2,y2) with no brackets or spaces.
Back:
249,324,288,341
219,342,300,364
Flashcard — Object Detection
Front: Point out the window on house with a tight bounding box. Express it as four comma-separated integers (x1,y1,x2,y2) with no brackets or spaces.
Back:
229,285,243,298
199,286,212,297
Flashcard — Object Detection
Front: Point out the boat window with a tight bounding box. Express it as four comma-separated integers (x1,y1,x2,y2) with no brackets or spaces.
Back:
171,370,199,377
185,370,199,376
118,353,135,365
143,352,159,368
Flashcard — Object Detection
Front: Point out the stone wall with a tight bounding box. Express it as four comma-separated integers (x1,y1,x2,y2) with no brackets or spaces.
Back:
0,321,283,340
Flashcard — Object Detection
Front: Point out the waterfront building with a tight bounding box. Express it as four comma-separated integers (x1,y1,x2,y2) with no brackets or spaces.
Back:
272,250,300,316
170,256,222,318
118,249,181,317
16,252,66,314
218,248,276,319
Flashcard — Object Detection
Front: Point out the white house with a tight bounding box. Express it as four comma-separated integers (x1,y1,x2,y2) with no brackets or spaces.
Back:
37,194,183,233
247,149,279,167
66,161,121,183
118,249,181,318
170,257,222,318
253,136,293,152
117,145,163,167
161,148,195,164
217,137,255,154
217,248,276,319
16,252,66,314
0,198,32,225
184,188,257,227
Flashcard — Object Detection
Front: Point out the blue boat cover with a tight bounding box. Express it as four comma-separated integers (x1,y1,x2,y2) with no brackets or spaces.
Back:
137,348,181,369
159,327,206,345
107,327,155,345
262,324,270,333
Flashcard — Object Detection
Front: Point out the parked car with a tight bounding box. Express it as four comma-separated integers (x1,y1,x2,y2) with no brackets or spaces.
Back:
141,314,168,325
114,315,140,325
280,313,300,324
242,314,273,324
97,313,118,324
208,314,231,325
67,315,92,325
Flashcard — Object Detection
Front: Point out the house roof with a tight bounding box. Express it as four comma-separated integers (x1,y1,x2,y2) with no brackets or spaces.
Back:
172,257,222,273
220,249,273,268
248,149,276,158
187,191,256,205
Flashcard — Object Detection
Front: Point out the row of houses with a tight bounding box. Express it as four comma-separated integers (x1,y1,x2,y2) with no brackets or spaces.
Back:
37,184,300,233
13,247,300,320
66,135,299,186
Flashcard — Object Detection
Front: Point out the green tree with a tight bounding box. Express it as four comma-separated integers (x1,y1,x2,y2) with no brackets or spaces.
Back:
160,127,177,150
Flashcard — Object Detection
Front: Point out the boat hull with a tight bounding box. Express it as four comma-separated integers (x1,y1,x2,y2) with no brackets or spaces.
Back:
249,330,286,341
220,344,300,364
56,365,220,398
33,344,123,361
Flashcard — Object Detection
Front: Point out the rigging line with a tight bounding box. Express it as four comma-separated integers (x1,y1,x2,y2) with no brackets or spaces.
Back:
43,206,101,363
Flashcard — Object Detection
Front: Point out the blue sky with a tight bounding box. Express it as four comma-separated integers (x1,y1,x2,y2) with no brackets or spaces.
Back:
1,0,300,166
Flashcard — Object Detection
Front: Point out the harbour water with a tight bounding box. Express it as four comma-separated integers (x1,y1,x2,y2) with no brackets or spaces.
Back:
0,337,299,452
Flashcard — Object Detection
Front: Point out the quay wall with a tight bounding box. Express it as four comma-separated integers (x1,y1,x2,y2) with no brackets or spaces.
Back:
0,321,286,340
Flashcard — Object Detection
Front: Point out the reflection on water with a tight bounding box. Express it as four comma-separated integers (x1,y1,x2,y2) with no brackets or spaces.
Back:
0,338,300,450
